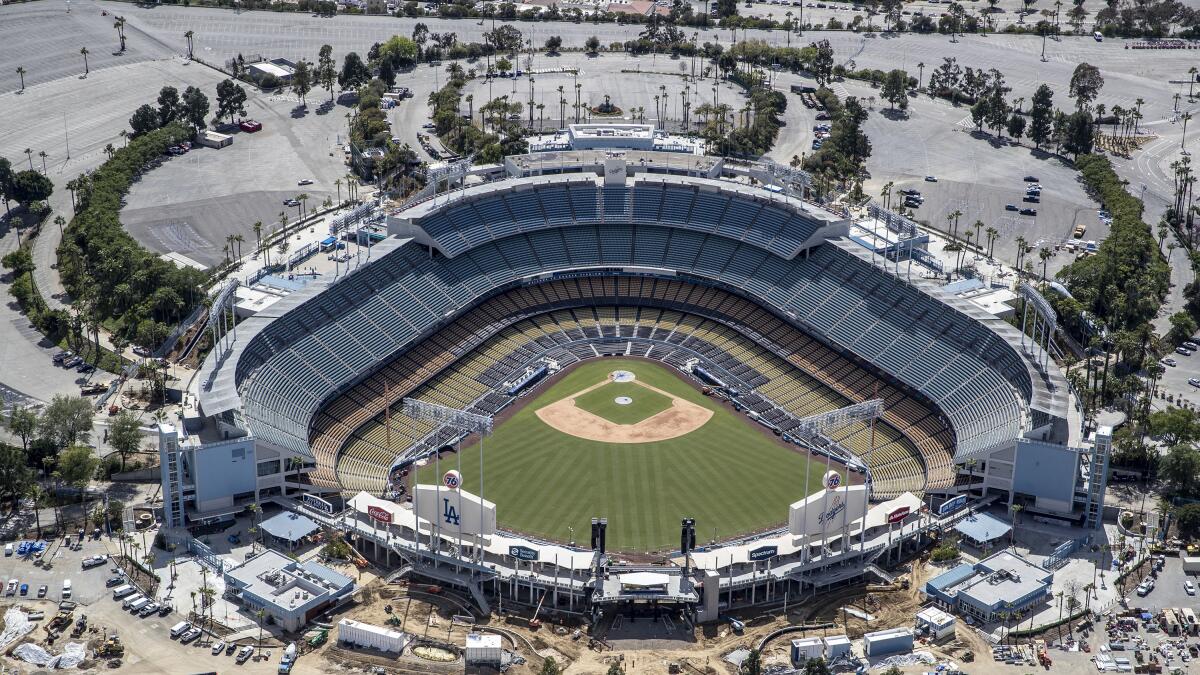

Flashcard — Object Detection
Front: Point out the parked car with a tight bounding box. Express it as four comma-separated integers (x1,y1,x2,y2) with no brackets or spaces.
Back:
1178,347,1192,356
158,604,173,617
239,120,262,132
1019,208,1038,216
1186,580,1196,596
180,628,203,643
62,356,83,368
1024,175,1039,182
19,584,28,596
236,646,254,663
6,580,16,596
139,602,160,617
82,555,106,569
211,641,226,655
105,576,123,587
924,175,937,182
1005,204,1018,211
1162,357,1178,367
77,363,95,374
3,544,10,557
297,178,314,186
37,585,47,598
1184,341,1200,350
52,351,72,364
1189,378,1200,388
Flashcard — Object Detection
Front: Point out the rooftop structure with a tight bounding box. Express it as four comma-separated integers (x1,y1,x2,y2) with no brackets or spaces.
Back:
924,551,1052,623
952,511,1012,549
259,511,320,549
525,124,706,154
224,550,355,631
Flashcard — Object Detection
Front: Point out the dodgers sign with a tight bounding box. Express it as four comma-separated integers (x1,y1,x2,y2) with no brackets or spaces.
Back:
788,484,868,537
413,484,497,538
937,494,968,517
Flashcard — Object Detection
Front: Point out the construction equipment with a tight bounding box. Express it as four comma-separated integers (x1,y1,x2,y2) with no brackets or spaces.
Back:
48,610,73,631
97,636,125,658
529,591,547,630
307,628,328,648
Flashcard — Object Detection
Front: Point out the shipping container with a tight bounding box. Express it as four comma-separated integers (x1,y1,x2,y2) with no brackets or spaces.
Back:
465,632,502,665
863,627,914,657
790,637,823,665
337,619,410,654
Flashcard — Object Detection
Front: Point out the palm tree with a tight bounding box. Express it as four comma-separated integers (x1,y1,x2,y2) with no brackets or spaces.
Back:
184,30,195,59
985,226,998,258
252,221,263,258
15,66,26,93
80,47,90,76
297,193,309,222
234,233,245,260
1015,235,1027,273
38,150,48,174
114,16,127,52
23,148,33,171
1039,247,1052,281
255,609,267,652
1190,66,1198,101
334,179,342,206
917,61,925,91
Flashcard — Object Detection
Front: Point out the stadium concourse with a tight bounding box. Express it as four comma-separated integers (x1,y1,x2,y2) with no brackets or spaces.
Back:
181,139,1101,619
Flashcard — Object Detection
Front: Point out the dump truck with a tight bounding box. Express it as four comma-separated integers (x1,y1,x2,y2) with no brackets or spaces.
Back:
47,610,73,631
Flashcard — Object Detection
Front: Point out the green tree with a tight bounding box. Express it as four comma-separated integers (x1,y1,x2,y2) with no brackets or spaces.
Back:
157,86,181,126
810,39,835,86
55,445,99,494
540,657,563,675
317,44,337,102
1063,110,1094,157
1069,62,1104,111
881,69,909,110
1178,503,1200,538
545,36,563,53
292,60,313,107
39,395,93,448
585,35,601,54
605,662,625,675
1007,113,1027,143
108,410,143,471
129,104,160,137
338,52,371,90
1028,83,1055,149
9,170,52,207
214,79,247,125
181,85,209,132
1160,444,1200,496
7,404,39,453
742,648,763,675
1167,311,1198,345
803,658,832,675
0,444,33,506
0,157,12,218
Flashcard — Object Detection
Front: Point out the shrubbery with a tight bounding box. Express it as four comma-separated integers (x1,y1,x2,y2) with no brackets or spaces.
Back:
57,122,208,348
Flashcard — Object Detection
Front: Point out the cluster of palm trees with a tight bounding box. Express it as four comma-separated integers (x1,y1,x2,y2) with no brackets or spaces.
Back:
1170,154,1197,246
1092,100,1147,157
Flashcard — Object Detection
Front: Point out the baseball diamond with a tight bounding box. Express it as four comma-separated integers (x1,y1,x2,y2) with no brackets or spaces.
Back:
416,358,830,552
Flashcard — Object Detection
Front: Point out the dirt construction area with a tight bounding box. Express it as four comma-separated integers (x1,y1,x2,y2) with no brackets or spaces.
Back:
534,374,713,444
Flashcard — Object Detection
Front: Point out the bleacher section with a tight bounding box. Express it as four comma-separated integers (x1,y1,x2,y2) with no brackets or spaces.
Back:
223,200,1048,496
308,276,953,498
408,177,829,261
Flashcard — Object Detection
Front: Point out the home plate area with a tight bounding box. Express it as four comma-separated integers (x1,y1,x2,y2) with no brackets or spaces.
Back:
534,370,713,443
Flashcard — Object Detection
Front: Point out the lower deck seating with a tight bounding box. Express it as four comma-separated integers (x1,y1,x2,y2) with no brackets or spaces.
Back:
314,276,954,499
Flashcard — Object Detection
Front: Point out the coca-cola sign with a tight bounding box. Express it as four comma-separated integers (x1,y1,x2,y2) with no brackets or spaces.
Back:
367,505,392,523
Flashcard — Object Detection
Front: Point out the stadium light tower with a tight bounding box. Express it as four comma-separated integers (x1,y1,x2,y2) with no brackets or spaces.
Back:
401,399,493,563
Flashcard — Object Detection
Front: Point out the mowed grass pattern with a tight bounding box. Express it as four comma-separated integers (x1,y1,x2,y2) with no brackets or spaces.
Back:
417,358,828,552
572,380,674,425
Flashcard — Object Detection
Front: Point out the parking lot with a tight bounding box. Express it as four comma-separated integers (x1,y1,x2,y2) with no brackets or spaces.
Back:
120,90,344,268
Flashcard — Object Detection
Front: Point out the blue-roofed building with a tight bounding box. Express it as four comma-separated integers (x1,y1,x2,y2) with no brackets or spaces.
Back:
260,512,320,550
923,551,1052,623
224,550,356,631
953,512,1012,551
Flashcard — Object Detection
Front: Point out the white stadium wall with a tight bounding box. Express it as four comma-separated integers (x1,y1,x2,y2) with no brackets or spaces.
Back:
413,484,497,538
788,484,869,538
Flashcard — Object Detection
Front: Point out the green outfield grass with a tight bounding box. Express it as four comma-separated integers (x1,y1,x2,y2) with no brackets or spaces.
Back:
416,358,831,552
572,379,674,425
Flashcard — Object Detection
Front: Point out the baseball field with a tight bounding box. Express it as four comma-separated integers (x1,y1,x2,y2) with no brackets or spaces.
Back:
416,358,830,553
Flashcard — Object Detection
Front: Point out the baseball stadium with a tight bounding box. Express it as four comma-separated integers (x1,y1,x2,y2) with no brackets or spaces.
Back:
191,143,1094,619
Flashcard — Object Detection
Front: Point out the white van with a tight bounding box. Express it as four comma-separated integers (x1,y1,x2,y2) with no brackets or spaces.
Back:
1094,31,1103,41
111,584,136,599
127,597,150,613
122,594,145,610
61,579,71,599
170,621,192,638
